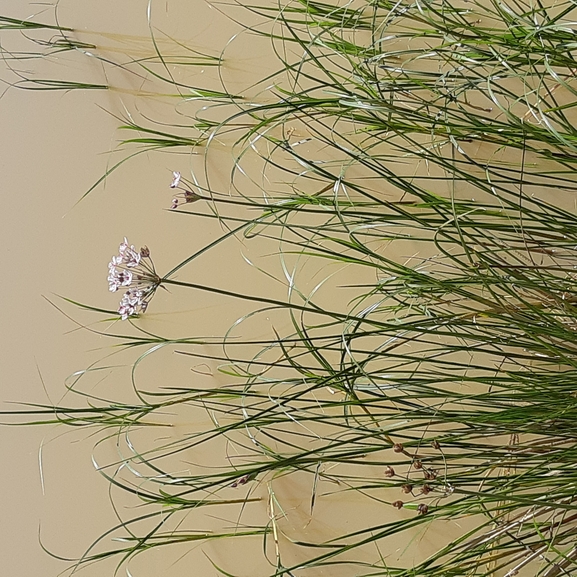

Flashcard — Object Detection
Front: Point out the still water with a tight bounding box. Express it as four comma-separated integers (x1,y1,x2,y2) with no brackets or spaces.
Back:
0,1,465,575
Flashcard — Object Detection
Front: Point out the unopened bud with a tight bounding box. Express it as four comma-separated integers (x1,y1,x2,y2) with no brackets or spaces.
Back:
184,191,201,203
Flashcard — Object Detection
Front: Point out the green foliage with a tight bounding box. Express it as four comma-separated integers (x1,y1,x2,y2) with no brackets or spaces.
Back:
4,0,577,575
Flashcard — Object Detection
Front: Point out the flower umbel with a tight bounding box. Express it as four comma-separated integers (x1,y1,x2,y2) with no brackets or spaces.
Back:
108,238,160,320
169,171,201,209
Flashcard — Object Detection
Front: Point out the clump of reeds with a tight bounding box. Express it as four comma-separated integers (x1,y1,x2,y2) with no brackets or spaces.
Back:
3,0,577,575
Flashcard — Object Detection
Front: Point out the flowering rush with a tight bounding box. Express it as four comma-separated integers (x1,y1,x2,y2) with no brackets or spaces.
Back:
169,171,201,209
108,238,160,320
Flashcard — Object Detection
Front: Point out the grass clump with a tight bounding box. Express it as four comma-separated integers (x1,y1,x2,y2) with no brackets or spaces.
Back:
3,0,577,575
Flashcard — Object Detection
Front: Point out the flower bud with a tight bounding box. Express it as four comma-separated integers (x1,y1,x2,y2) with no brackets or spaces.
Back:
424,469,438,480
384,466,395,478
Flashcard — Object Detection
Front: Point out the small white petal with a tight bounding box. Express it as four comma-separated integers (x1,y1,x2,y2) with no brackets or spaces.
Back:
170,171,181,188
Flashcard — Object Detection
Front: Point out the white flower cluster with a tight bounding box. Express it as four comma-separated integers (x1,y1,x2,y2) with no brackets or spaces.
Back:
108,238,159,320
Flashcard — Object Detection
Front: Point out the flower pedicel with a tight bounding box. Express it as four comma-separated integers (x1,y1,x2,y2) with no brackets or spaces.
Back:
169,171,201,209
108,238,160,320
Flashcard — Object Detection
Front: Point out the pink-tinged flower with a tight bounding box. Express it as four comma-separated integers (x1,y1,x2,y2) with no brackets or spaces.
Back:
107,238,160,320
168,171,202,209
170,190,201,209
118,237,141,268
107,268,133,292
170,171,181,189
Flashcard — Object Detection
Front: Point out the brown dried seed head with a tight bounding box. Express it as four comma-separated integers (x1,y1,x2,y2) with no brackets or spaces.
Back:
424,469,438,480
413,460,423,470
418,504,429,515
401,484,413,494
384,466,395,478
140,246,150,258
431,440,441,450
421,484,431,495
393,443,404,453
392,500,404,509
